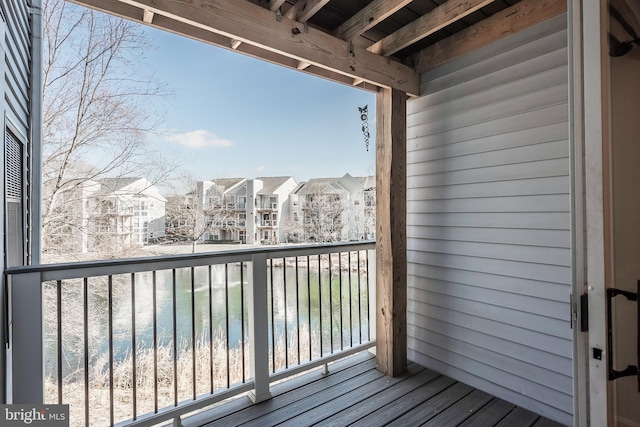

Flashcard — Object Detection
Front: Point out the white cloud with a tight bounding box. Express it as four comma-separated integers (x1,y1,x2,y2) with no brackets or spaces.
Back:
165,130,233,149
256,165,266,172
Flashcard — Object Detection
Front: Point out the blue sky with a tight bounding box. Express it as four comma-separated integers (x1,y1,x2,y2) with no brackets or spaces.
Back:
142,26,376,184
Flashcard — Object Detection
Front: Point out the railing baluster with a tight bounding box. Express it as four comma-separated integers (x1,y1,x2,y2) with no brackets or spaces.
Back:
328,253,333,354
307,255,311,361
367,249,374,342
172,269,178,407
132,273,137,419
153,271,158,413
358,251,362,344
57,280,62,405
348,251,353,348
191,267,196,400
295,257,300,365
339,252,343,351
240,262,246,383
208,265,214,394
109,276,114,426
318,254,322,357
269,258,275,372
84,277,89,427
225,264,230,388
283,257,288,368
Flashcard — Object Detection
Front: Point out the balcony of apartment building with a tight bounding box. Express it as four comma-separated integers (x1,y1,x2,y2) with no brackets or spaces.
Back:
256,196,278,212
3,0,602,426
96,199,134,217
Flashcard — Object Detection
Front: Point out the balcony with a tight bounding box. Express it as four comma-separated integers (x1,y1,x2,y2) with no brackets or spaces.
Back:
6,242,375,427
257,202,278,211
259,219,277,227
182,351,564,427
98,208,134,216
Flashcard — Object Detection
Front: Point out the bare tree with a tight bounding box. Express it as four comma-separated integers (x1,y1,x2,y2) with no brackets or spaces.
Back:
300,191,345,243
41,0,176,257
164,179,238,253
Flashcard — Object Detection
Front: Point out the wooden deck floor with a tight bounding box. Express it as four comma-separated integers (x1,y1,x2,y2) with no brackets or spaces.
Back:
183,352,566,427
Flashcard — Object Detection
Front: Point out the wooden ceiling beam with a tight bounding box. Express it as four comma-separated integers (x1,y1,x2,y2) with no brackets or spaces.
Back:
410,0,567,73
369,0,497,56
284,0,330,23
105,0,418,95
333,0,414,41
269,0,287,12
67,0,384,93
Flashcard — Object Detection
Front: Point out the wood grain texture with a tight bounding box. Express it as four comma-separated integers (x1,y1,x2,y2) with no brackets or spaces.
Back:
184,353,562,427
283,0,330,23
369,0,497,56
376,87,407,377
411,0,567,72
98,0,420,95
332,0,414,41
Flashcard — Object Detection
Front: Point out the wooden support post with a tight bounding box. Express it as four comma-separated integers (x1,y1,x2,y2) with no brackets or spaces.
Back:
11,272,44,403
375,87,407,377
247,253,272,403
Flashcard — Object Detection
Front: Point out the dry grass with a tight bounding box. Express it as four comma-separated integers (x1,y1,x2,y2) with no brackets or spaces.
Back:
46,325,318,426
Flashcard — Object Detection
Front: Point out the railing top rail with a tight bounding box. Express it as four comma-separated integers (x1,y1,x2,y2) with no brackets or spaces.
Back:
5,241,375,281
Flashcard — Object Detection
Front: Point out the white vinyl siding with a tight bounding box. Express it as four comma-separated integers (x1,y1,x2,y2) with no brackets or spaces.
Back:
2,1,32,268
406,14,572,426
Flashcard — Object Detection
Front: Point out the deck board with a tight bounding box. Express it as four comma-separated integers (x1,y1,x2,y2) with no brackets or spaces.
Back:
184,352,567,427
422,388,494,426
385,382,475,426
319,367,440,426
458,398,516,427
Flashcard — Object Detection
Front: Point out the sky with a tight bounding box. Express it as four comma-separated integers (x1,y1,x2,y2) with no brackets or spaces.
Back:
140,25,377,185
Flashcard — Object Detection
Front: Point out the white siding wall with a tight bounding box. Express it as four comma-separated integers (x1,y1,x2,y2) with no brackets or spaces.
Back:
3,0,32,134
406,15,572,425
1,0,34,403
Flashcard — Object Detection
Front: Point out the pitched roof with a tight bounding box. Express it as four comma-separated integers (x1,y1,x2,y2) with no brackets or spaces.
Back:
99,177,143,192
256,176,293,194
209,178,245,190
295,178,347,195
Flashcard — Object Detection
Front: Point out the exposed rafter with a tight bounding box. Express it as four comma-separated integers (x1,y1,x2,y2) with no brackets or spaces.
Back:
104,0,418,95
410,0,567,72
284,0,331,23
368,0,497,56
142,9,154,23
269,0,286,12
70,0,380,91
333,0,414,42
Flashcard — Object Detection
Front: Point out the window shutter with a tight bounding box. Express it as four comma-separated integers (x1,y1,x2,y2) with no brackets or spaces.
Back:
5,128,24,267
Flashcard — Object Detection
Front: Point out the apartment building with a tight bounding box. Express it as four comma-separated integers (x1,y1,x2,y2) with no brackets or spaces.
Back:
54,177,166,253
288,174,375,242
180,176,297,245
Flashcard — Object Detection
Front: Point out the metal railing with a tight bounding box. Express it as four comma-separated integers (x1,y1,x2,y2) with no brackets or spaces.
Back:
6,242,375,427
